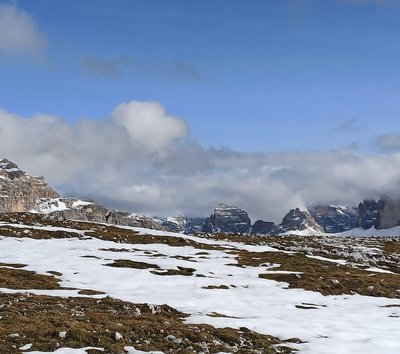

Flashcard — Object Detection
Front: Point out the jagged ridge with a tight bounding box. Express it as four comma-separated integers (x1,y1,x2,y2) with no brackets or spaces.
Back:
3,158,400,236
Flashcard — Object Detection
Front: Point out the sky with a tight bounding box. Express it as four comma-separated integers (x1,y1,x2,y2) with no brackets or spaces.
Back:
1,0,400,222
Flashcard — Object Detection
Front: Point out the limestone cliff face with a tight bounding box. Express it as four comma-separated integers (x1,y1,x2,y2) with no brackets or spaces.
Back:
377,197,400,229
202,204,251,233
357,200,379,229
357,197,400,230
0,159,59,212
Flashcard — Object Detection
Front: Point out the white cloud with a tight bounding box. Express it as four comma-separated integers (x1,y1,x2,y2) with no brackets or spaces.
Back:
0,4,46,57
2,103,400,223
112,101,188,152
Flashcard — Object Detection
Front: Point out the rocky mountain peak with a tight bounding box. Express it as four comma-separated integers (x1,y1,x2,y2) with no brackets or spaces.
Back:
309,205,357,233
357,196,400,230
357,199,379,229
280,208,324,233
0,158,18,170
0,159,60,212
0,158,25,180
202,203,251,233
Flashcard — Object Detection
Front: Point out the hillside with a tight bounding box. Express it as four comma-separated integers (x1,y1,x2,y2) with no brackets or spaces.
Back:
0,213,399,353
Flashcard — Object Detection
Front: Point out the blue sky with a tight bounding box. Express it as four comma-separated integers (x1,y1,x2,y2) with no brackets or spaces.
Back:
2,0,400,152
2,0,400,219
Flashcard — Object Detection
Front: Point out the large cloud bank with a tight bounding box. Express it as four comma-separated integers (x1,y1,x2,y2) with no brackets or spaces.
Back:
1,101,399,222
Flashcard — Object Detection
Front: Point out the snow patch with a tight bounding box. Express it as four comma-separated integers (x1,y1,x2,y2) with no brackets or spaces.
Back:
0,223,398,354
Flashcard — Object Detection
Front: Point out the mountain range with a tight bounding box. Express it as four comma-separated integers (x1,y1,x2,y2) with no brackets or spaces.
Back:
1,158,400,236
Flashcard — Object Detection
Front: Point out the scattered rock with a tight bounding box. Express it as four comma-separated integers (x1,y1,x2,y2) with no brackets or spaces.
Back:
114,331,123,341
148,304,161,314
19,343,32,350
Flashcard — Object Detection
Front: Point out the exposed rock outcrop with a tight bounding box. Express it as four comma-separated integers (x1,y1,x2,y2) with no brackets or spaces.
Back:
357,200,379,229
43,199,109,223
0,159,60,213
250,220,278,235
202,204,251,234
106,211,164,230
157,216,205,233
309,205,357,233
159,216,186,232
38,198,165,229
279,208,324,233
184,217,206,234
377,197,400,229
357,197,400,230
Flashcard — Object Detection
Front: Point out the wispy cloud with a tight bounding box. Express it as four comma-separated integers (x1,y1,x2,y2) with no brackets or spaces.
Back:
82,54,203,82
0,3,47,58
334,118,367,133
83,56,126,78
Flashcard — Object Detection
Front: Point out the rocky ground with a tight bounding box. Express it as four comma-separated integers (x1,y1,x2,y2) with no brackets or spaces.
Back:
0,213,399,354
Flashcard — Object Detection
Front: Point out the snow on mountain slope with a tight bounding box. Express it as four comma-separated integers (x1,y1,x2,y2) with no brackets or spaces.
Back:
280,226,325,236
337,225,400,237
281,224,400,237
35,198,93,213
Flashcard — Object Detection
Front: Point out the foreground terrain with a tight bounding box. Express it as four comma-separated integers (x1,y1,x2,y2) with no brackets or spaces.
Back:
0,213,399,354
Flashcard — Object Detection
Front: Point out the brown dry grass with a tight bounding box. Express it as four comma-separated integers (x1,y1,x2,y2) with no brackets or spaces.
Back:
0,293,292,354
150,266,196,277
105,259,161,270
383,240,400,255
202,285,230,290
235,251,400,298
0,267,60,290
